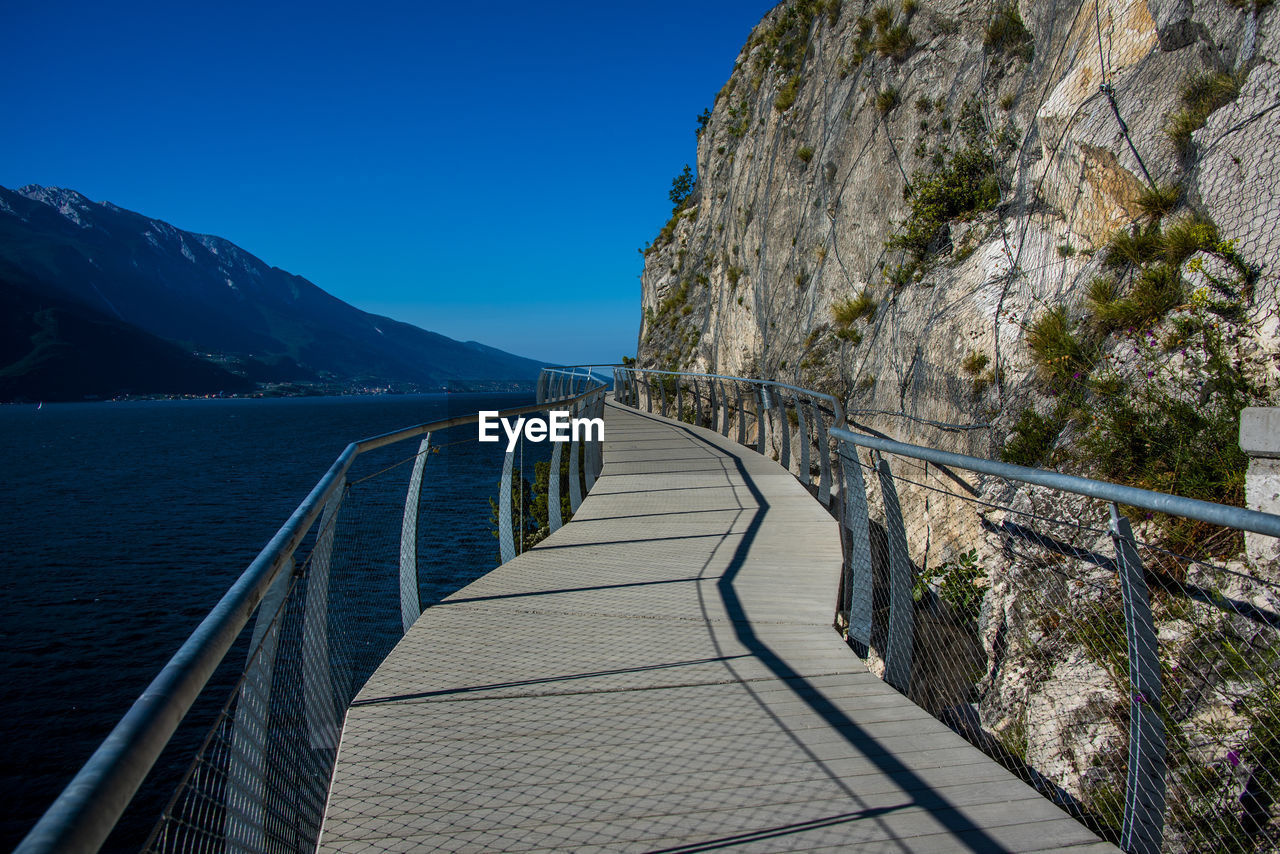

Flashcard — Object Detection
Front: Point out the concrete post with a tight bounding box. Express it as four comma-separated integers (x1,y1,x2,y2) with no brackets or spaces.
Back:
1240,407,1280,566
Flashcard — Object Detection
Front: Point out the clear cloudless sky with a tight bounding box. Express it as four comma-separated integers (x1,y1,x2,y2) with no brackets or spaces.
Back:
2,0,780,366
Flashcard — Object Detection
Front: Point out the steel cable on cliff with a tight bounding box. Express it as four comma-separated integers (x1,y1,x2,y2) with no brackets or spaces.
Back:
819,47,925,401
971,0,1118,405
1094,0,1158,188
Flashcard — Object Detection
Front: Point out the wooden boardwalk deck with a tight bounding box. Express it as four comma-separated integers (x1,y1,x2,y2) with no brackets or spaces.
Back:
318,401,1115,853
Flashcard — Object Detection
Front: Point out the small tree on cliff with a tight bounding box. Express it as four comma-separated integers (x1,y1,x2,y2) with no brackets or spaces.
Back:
669,164,695,212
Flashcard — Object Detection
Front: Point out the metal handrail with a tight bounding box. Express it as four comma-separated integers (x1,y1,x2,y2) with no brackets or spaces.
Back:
16,379,608,854
829,427,1280,540
618,366,845,417
543,363,625,370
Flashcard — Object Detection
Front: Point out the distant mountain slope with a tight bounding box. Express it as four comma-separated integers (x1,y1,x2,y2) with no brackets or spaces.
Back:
0,185,544,391
0,268,253,401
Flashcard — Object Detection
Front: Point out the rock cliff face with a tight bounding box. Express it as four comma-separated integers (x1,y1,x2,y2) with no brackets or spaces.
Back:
637,0,1278,457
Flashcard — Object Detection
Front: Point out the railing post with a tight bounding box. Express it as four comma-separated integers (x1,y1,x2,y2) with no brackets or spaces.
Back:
593,394,605,480
569,399,584,513
1110,503,1167,854
304,487,344,750
719,380,730,437
839,445,873,658
875,454,914,694
659,376,668,417
398,434,430,634
816,400,833,508
677,380,685,422
752,386,762,453
735,384,746,445
598,393,606,474
797,397,811,488
498,445,516,564
1241,408,1280,565
644,371,653,413
779,396,791,471
584,397,599,492
707,379,716,430
548,436,564,533
224,557,294,854
693,378,704,426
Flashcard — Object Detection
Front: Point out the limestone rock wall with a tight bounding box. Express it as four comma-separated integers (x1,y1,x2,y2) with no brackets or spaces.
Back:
637,0,1279,456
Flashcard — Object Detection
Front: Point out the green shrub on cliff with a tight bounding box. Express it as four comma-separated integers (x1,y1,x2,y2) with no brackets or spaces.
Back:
1002,406,1064,466
776,75,803,112
751,0,842,79
1135,183,1181,220
887,144,999,257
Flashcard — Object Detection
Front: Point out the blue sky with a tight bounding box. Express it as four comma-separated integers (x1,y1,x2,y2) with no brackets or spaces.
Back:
3,1,779,365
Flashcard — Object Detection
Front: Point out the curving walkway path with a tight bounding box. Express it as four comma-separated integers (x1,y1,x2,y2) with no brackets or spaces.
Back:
318,400,1115,853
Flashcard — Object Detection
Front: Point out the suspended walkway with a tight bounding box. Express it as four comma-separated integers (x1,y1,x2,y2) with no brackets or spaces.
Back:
21,366,1280,854
317,401,1113,852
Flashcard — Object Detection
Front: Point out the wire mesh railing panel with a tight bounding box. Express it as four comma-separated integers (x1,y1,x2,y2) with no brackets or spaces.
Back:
145,485,371,854
837,437,1280,853
1137,543,1280,853
137,380,611,854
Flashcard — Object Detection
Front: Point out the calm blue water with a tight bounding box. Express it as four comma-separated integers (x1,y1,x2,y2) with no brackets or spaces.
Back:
0,392,540,851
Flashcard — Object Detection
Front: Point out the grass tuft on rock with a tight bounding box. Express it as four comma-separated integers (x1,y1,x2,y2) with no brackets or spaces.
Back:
1167,72,1242,153
1135,183,1182,220
984,2,1034,60
1027,306,1094,388
832,291,878,326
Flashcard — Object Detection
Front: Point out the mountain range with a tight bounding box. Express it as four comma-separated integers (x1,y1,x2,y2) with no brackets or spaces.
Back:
0,185,544,401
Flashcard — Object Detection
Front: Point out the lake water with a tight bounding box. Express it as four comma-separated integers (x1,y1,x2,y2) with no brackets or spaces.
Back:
0,392,545,851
